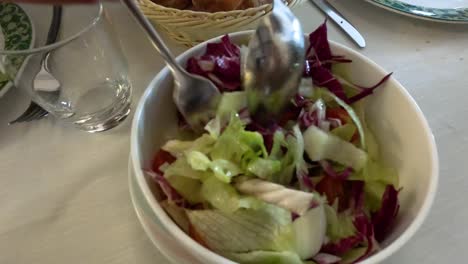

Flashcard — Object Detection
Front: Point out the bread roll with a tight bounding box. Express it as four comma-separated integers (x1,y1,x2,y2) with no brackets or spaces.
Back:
192,0,244,12
238,0,271,8
152,0,191,9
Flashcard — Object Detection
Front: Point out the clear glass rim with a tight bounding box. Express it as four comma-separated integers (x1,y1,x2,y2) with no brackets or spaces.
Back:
0,2,103,55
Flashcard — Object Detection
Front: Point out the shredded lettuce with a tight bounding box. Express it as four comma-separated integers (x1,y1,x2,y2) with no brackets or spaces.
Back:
201,176,246,213
266,125,307,185
316,88,366,149
204,117,221,138
160,201,190,233
162,134,216,157
163,157,207,180
0,72,9,83
235,177,318,216
324,204,357,242
247,158,282,179
270,130,286,159
186,150,211,171
350,102,399,211
186,204,294,253
340,247,368,264
165,173,203,204
210,159,243,183
292,204,327,259
303,126,368,171
216,91,247,121
350,160,399,212
210,115,267,168
185,151,242,183
330,123,356,142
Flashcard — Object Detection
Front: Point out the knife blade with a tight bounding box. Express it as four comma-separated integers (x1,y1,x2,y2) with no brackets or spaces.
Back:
310,0,366,48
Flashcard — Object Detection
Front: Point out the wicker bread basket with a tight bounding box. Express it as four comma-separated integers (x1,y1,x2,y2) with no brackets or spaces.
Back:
138,0,304,46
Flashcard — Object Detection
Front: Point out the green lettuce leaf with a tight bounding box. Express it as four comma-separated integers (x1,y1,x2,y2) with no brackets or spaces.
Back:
165,173,203,204
303,126,368,171
162,134,216,157
163,157,207,180
340,247,368,264
216,91,247,122
201,176,262,213
351,159,399,212
324,204,357,242
210,115,267,173
350,103,399,211
235,177,318,216
186,204,294,253
247,158,282,180
267,125,307,185
292,204,327,259
185,150,242,183
210,159,243,183
204,117,221,138
316,88,366,149
330,123,356,142
270,130,286,160
160,201,190,233
0,72,9,83
186,150,211,171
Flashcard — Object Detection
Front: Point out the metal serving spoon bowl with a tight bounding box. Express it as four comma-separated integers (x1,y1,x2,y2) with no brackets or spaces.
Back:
243,0,306,123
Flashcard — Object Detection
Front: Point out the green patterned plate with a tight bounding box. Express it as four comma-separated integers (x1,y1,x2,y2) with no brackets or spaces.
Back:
0,3,34,97
367,0,468,23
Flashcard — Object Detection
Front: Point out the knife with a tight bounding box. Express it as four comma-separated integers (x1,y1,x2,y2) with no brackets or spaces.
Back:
309,0,366,48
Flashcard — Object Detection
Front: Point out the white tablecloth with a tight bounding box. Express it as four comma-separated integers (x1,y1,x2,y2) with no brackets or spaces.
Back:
0,1,466,263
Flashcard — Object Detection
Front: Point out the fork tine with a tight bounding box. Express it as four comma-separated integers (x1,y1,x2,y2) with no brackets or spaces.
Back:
11,107,43,124
32,108,49,120
9,103,41,124
22,107,48,123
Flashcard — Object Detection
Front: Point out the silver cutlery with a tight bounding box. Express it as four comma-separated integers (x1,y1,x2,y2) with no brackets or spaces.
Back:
244,0,306,123
123,0,221,132
310,0,366,48
9,6,62,125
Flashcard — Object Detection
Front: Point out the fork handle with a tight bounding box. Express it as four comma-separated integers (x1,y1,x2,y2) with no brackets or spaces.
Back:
122,0,186,76
47,6,62,45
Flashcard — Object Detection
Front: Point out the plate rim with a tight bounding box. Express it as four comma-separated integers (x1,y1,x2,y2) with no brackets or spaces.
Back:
0,3,35,97
367,0,468,23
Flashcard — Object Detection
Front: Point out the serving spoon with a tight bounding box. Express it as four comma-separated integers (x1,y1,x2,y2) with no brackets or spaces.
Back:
243,0,306,123
123,0,221,131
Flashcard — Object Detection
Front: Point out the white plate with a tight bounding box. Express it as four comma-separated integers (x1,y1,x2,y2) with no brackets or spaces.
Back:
0,3,34,97
367,0,468,23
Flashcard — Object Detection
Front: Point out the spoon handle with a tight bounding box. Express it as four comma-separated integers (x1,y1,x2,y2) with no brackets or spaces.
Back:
122,0,185,75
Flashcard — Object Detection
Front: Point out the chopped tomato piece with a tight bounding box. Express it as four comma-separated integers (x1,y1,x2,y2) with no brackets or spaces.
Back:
328,107,360,143
326,107,350,124
152,150,176,173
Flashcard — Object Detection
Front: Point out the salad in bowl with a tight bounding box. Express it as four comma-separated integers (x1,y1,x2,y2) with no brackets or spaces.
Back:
143,22,402,264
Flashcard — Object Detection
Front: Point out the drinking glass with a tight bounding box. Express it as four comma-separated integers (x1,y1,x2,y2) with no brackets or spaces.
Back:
0,3,132,132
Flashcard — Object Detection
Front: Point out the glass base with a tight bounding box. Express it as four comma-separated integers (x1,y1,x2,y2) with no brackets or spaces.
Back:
73,100,131,133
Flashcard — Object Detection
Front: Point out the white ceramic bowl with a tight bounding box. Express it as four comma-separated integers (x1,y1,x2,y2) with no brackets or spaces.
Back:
130,31,439,264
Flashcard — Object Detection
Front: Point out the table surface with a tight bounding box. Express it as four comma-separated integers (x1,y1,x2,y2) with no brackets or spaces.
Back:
0,1,466,263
